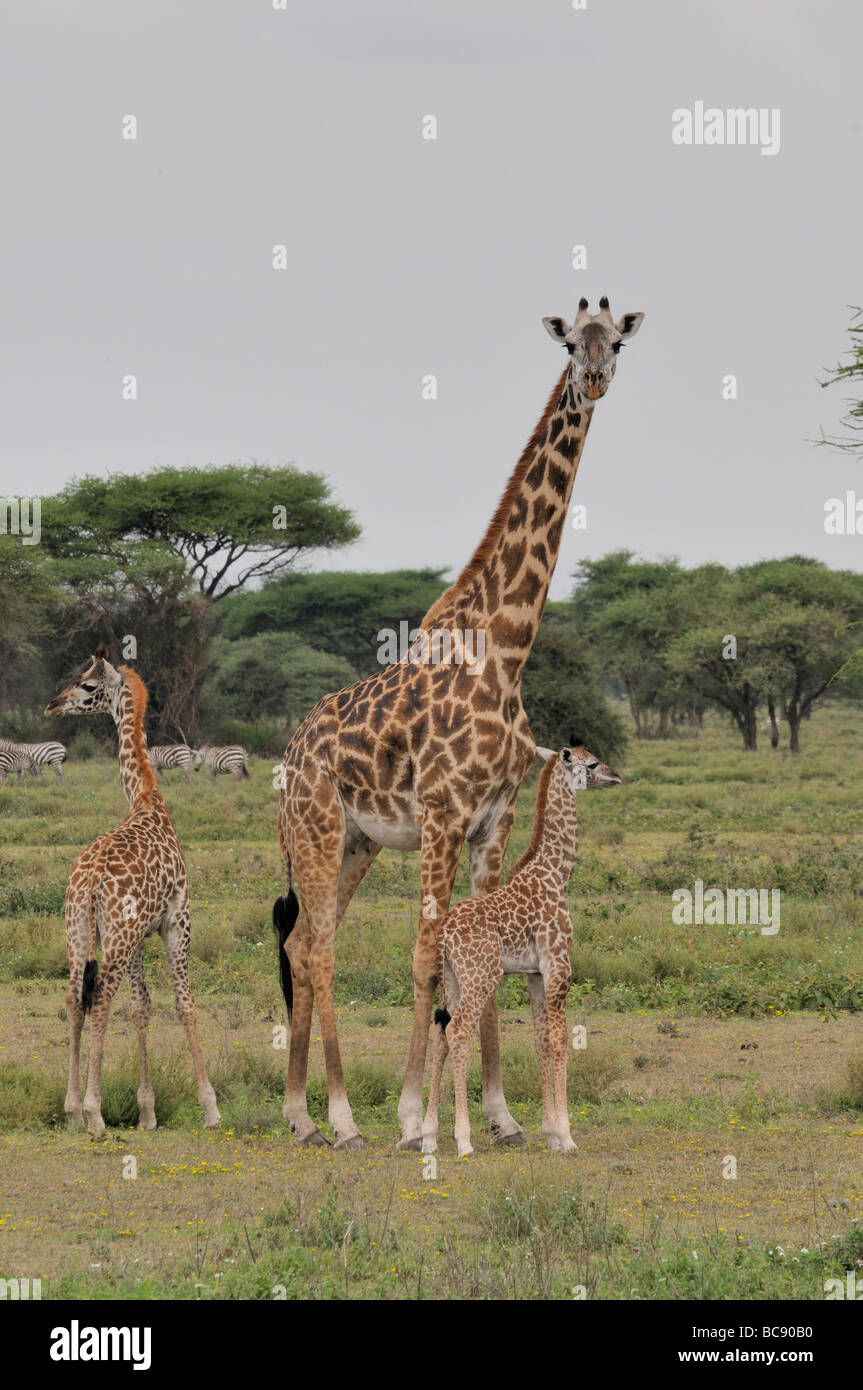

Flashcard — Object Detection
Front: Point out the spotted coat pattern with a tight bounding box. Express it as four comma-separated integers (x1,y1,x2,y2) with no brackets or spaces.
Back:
44,651,219,1136
275,300,644,1151
421,745,620,1156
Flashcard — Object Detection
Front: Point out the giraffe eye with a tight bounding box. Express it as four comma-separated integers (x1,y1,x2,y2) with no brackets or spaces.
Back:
612,342,622,354
81,683,97,692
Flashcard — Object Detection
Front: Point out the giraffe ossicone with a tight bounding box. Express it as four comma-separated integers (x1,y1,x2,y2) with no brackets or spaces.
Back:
273,298,643,1150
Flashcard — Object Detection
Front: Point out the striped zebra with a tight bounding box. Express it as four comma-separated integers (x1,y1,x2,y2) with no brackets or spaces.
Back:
193,745,250,779
17,740,67,779
149,744,193,784
0,743,41,784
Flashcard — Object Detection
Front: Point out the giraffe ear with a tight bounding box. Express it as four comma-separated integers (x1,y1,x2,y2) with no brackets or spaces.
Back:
534,745,555,762
542,316,571,345
615,311,644,341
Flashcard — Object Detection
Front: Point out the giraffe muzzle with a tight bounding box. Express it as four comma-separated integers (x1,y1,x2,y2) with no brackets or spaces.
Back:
582,374,607,400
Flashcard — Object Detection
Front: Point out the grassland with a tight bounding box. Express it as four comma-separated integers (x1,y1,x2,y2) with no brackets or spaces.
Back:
1,706,862,1299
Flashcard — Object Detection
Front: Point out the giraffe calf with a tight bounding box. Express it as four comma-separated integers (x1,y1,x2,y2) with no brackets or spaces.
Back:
422,742,621,1158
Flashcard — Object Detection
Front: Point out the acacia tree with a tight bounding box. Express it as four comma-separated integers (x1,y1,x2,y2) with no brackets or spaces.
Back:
46,543,210,742
759,602,856,752
0,537,61,711
37,463,360,738
669,600,774,751
42,463,360,600
736,558,863,751
574,555,723,736
817,307,863,457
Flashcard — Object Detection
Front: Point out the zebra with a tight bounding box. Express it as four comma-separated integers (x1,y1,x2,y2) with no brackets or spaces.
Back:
0,744,41,784
193,745,250,779
149,744,193,784
16,740,67,779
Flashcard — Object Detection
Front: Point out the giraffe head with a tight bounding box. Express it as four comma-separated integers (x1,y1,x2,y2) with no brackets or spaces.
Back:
542,297,644,401
536,737,622,791
43,642,123,717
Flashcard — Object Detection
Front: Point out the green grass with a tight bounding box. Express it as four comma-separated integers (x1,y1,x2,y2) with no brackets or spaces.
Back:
3,702,863,1299
3,706,862,1017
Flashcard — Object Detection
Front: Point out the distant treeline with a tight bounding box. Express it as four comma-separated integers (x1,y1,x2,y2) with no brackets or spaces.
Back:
2,462,861,760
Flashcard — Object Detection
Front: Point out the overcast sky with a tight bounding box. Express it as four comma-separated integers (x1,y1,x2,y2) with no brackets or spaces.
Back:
3,0,861,599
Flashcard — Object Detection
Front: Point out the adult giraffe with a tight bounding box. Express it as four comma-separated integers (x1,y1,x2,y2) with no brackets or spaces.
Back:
274,296,644,1149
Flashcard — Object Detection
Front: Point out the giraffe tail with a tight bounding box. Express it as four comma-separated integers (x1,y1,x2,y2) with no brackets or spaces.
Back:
273,888,300,1022
80,876,99,1014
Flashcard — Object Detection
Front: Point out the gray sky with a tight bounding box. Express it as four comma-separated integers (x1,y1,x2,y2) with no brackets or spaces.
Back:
3,0,861,599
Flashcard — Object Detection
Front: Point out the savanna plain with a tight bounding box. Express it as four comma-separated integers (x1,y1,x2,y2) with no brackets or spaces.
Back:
1,707,862,1300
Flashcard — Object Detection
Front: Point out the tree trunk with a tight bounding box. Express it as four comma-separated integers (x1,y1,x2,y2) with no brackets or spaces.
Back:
767,694,779,750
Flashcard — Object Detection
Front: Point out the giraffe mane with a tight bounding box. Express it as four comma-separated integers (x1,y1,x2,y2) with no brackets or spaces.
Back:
118,665,157,798
510,751,559,876
421,366,569,625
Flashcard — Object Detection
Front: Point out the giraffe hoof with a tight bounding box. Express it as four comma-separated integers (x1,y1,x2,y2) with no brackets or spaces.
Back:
334,1134,366,1151
491,1130,525,1148
137,1117,157,1131
297,1128,332,1147
396,1136,423,1152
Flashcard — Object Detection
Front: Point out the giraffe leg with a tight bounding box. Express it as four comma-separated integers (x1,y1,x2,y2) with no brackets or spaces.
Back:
129,943,156,1130
545,963,576,1153
527,972,557,1148
281,836,381,1145
306,921,359,1148
396,814,465,1150
286,810,364,1149
82,951,132,1136
421,960,458,1154
63,892,89,1129
447,989,490,1159
162,897,220,1127
64,977,86,1129
281,916,322,1143
469,810,524,1145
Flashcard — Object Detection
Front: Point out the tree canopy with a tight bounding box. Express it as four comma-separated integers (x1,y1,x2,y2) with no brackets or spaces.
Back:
41,463,360,601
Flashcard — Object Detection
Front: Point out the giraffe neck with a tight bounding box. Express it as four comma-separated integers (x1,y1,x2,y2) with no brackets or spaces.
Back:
532,789,578,887
422,366,595,690
111,673,157,807
512,758,579,889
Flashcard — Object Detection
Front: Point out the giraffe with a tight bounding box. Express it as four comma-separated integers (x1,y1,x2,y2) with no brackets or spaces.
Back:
421,741,621,1158
273,296,644,1149
44,645,220,1136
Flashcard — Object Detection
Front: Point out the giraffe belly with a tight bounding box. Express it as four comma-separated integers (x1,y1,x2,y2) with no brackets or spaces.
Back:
347,809,422,852
501,940,540,975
